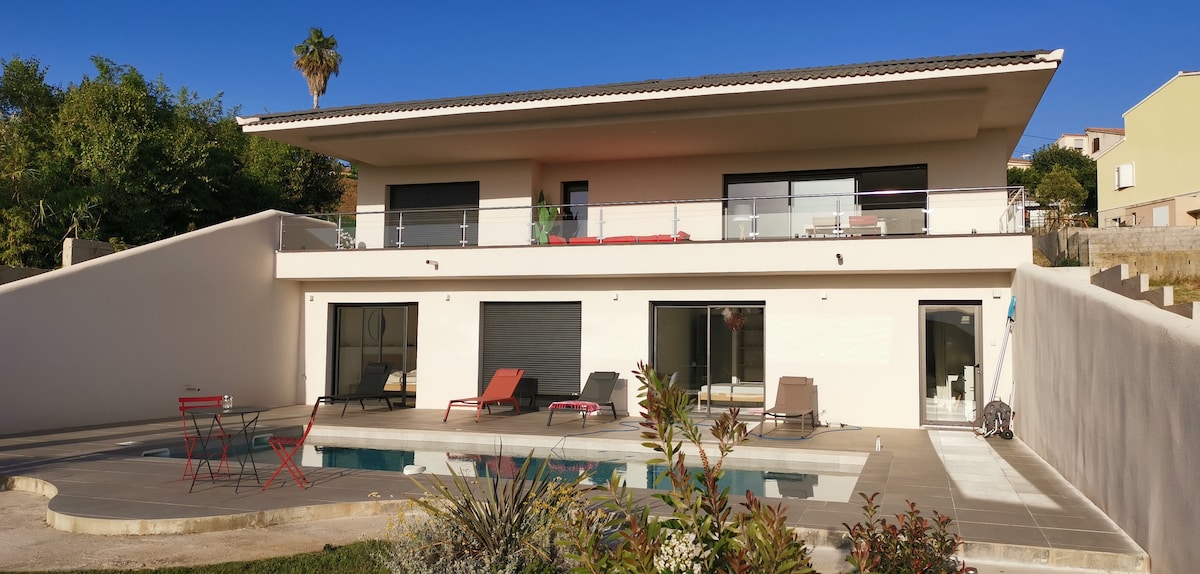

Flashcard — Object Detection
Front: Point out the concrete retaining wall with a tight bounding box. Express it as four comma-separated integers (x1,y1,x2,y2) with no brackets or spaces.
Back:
1040,227,1200,277
0,211,303,435
1013,263,1200,572
0,266,49,285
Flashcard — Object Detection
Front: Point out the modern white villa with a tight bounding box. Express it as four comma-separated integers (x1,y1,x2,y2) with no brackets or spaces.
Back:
12,48,1200,572
226,49,1062,429
1,49,1064,436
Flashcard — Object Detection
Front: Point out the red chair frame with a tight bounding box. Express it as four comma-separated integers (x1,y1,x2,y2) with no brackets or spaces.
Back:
262,400,322,490
178,396,232,480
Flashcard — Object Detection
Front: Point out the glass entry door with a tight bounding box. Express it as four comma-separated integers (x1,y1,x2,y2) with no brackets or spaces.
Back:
919,303,982,426
652,304,765,414
333,304,418,401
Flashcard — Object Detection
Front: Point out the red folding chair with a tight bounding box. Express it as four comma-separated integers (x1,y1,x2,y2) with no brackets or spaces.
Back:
178,396,232,480
262,400,322,490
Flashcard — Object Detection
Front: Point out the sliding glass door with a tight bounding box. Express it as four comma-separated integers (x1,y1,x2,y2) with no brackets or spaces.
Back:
333,304,418,401
919,303,982,426
652,304,765,414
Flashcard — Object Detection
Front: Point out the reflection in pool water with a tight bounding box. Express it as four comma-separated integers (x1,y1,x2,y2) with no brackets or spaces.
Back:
312,445,860,503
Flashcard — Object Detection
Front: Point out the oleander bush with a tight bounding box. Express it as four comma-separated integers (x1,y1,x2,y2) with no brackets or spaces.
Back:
558,361,814,574
842,492,968,574
384,454,587,574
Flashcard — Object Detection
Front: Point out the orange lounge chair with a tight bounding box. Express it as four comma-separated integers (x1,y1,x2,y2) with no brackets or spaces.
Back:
444,368,526,422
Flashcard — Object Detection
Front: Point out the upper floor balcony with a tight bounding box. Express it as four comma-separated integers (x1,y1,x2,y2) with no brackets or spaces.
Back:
280,186,1027,252
273,186,1030,282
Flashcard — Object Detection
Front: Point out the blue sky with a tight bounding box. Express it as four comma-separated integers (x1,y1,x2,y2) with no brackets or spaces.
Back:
4,0,1197,159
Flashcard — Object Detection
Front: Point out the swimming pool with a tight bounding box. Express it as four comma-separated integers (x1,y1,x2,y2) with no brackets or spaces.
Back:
302,442,863,503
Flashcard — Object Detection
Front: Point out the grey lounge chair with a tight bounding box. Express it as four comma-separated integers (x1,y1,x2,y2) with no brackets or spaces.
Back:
547,371,620,427
759,376,817,436
320,362,395,417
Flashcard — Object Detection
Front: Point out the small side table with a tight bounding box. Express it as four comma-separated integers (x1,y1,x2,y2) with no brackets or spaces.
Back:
187,405,271,493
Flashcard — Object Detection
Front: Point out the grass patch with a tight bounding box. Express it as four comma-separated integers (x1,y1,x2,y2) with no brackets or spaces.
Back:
12,540,390,574
1151,276,1200,303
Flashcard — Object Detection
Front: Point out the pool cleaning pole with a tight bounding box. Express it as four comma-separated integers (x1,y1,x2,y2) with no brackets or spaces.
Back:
988,296,1017,402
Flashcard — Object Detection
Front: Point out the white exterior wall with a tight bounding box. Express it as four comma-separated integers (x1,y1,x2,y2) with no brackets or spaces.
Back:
0,212,302,435
299,272,1015,430
1013,263,1200,573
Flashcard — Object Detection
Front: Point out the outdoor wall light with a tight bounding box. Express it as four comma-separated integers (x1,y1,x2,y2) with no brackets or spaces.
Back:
836,253,843,265
426,259,439,270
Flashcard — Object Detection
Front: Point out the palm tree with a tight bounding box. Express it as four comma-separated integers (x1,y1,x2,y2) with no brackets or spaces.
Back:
293,27,343,109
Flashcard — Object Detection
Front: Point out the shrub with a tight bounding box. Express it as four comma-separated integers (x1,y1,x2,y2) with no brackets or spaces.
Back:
385,453,587,573
842,492,967,574
558,361,814,573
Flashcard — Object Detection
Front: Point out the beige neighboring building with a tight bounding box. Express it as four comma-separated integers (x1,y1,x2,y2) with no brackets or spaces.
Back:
1053,127,1124,159
1007,157,1031,169
1098,71,1200,228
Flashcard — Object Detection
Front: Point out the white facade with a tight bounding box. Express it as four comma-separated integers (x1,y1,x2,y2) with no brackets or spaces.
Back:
0,50,1061,435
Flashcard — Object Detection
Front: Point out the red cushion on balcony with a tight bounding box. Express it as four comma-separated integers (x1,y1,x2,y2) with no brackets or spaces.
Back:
568,236,601,245
639,234,672,243
604,236,637,243
675,231,691,241
548,235,567,244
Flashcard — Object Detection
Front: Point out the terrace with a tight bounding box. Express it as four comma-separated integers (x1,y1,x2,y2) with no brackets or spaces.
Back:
0,404,1145,572
279,186,1027,252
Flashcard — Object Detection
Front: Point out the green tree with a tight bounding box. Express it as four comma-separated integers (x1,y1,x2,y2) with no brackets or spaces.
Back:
0,55,346,268
293,27,342,109
1034,165,1087,217
1008,145,1098,216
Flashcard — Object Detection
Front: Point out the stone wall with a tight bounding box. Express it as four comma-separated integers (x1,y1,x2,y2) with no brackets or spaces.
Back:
1037,227,1200,277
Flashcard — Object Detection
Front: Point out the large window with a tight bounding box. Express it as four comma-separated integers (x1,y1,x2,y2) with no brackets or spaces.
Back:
387,181,480,247
651,303,765,414
724,165,928,238
332,304,418,404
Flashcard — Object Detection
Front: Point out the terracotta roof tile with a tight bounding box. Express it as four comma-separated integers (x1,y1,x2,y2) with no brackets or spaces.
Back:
245,49,1054,126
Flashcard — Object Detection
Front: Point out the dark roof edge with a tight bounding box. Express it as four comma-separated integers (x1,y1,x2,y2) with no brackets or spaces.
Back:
240,49,1059,127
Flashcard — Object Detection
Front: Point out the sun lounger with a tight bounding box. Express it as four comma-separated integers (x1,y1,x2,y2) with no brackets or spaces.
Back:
443,368,526,422
547,371,620,427
319,362,394,416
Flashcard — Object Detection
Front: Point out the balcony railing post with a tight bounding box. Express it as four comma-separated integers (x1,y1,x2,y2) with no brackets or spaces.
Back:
336,214,344,250
598,206,605,241
672,203,679,238
750,198,758,240
834,198,842,238
396,212,403,248
460,209,468,247
278,215,285,251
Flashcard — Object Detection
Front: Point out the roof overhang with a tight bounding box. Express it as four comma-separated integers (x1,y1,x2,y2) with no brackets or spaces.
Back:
239,50,1063,167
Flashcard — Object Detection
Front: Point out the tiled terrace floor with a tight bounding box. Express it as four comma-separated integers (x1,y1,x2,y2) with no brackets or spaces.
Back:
0,403,1147,572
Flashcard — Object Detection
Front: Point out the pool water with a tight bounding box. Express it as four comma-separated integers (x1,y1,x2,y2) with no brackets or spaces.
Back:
308,444,861,503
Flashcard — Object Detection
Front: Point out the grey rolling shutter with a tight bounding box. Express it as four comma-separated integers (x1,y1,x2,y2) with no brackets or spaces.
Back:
480,303,582,395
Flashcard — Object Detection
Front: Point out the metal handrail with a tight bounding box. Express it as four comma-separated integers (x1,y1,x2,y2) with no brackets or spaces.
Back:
277,185,1022,251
